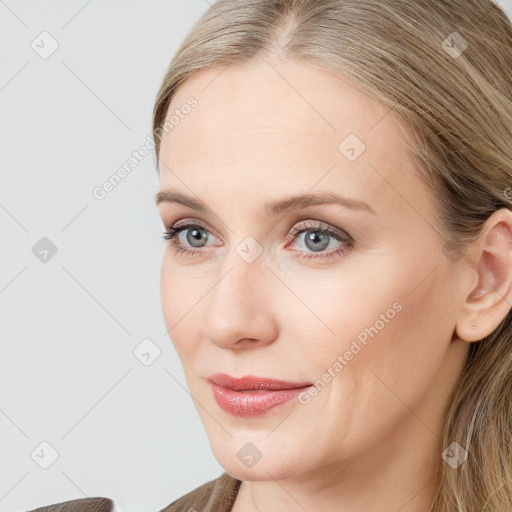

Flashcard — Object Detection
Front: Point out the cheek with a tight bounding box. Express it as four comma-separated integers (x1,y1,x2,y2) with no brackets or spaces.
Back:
292,256,456,417
160,257,203,362
279,262,408,363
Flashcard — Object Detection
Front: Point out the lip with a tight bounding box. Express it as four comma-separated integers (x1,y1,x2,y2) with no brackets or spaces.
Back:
208,373,312,391
208,373,313,417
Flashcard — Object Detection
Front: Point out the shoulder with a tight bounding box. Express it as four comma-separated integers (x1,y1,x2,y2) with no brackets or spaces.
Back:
159,472,242,512
27,497,114,512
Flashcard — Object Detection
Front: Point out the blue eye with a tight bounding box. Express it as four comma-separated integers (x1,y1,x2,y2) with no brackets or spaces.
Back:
162,220,354,261
162,221,216,259
284,221,354,261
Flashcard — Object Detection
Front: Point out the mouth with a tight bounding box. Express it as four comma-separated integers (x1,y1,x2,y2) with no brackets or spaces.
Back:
207,373,313,417
208,373,313,391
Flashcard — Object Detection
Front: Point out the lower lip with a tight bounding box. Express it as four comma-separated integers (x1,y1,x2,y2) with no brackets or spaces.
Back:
209,382,312,417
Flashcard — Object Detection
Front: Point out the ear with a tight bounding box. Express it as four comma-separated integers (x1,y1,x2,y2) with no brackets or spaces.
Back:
455,208,512,343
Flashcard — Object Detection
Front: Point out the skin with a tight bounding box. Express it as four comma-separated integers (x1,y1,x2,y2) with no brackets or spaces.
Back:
156,56,512,512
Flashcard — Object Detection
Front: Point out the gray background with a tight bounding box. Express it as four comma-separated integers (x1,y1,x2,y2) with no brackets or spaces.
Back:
1,1,511,511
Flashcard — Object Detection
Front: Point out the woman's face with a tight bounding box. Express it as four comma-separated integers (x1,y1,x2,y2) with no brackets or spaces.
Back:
156,57,469,482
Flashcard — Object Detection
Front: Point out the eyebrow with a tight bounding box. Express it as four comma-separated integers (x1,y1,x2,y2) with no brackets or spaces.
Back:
155,190,376,216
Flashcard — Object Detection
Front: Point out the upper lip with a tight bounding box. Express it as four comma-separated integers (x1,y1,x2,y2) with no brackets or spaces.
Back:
208,373,312,391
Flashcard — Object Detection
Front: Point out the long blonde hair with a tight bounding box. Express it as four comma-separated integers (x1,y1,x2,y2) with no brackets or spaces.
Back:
153,1,512,510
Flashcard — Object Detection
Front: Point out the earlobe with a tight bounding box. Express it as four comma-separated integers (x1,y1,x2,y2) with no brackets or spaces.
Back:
454,209,512,343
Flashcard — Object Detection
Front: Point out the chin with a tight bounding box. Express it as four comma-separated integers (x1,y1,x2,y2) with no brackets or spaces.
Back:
212,438,308,482
224,461,297,482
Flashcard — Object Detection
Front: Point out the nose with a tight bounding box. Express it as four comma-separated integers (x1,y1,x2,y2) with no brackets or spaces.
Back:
201,256,278,350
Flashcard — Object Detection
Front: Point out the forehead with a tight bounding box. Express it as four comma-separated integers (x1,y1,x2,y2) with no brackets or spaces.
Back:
158,58,427,219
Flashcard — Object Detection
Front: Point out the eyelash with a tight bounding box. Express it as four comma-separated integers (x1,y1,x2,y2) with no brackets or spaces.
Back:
161,220,355,261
